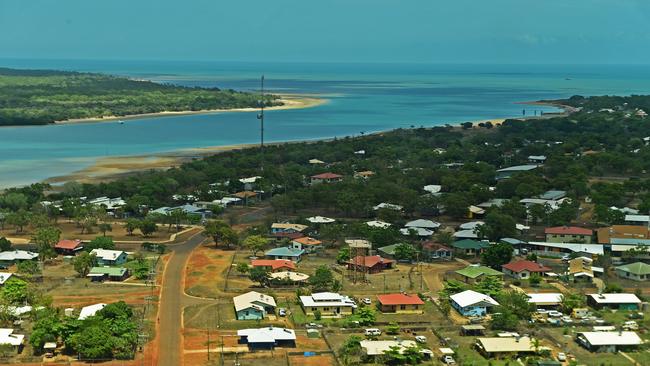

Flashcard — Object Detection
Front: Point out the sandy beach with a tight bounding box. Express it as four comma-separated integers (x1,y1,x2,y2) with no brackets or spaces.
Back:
53,94,326,125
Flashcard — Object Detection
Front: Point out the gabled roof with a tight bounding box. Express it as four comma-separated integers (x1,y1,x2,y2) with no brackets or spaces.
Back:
616,262,650,276
526,293,563,305
455,265,502,278
476,337,535,353
497,165,539,173
588,293,641,304
292,237,322,246
366,220,392,229
78,303,107,320
311,172,342,179
271,223,308,232
453,229,479,239
347,255,394,268
90,249,126,261
405,219,441,229
450,290,499,308
233,191,257,198
377,243,414,256
0,250,38,261
55,239,83,250
377,293,424,306
545,226,593,236
237,327,296,343
306,216,336,224
502,260,551,273
0,273,13,285
251,259,296,271
422,241,451,252
88,267,127,277
0,328,24,346
578,331,642,346
265,247,304,257
233,291,277,312
452,239,490,250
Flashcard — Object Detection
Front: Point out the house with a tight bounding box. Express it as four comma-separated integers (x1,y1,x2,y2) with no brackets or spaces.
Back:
270,223,308,234
306,216,336,224
265,247,304,262
360,340,432,358
310,172,343,184
151,204,213,220
0,250,38,267
423,184,442,194
90,249,128,266
376,293,424,314
354,171,375,179
496,165,539,180
366,220,392,229
421,241,453,261
568,256,602,280
475,337,536,358
451,239,490,256
576,331,642,352
291,237,323,253
55,239,83,255
453,229,479,240
233,291,277,320
450,290,499,317
346,255,394,274
232,191,259,204
299,292,356,317
251,259,296,272
269,231,304,242
539,190,566,201
399,227,434,237
545,226,593,243
527,293,563,308
373,203,403,211
455,265,503,284
237,327,296,350
377,243,415,260
78,303,107,320
0,328,25,350
587,293,642,310
308,158,325,165
501,260,551,279
624,214,650,226
88,197,126,212
87,267,130,282
528,242,604,258
0,272,13,286
596,225,650,244
404,219,441,231
528,155,547,164
615,262,650,281
467,205,486,219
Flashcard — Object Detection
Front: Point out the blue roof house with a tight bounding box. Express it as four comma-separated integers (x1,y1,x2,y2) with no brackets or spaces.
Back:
265,247,305,262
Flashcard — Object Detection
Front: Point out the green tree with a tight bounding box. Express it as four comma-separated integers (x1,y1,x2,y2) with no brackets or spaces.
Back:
124,219,140,236
0,237,11,252
394,243,416,261
560,292,585,314
496,291,535,320
85,236,115,251
236,262,249,275
339,335,362,366
243,235,268,256
98,223,112,236
336,247,351,263
477,211,517,241
309,265,335,291
204,220,238,248
1,278,29,304
480,242,513,269
68,325,114,360
490,309,519,331
17,260,41,276
139,220,158,237
249,266,270,286
5,210,29,233
32,226,61,261
473,276,503,297
353,306,376,326
72,252,96,277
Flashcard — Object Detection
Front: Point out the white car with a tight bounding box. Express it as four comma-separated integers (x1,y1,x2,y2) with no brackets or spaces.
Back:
561,316,573,323
361,298,372,305
415,335,427,343
442,355,456,365
364,328,381,336
548,311,563,317
278,308,287,317
557,352,567,362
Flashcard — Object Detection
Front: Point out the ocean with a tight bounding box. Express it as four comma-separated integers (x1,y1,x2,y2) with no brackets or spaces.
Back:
1,60,650,188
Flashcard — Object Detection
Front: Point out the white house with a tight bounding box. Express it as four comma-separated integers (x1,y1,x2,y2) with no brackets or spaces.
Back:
373,203,403,211
89,249,128,266
366,220,392,229
299,292,357,317
233,291,277,320
0,328,24,349
450,290,499,317
526,293,563,308
237,327,296,349
577,331,642,352
78,303,107,320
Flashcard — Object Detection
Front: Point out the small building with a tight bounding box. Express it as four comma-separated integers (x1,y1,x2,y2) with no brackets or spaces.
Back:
299,292,356,317
347,255,394,274
251,259,296,272
87,267,130,282
232,191,259,205
528,155,547,164
404,219,441,231
306,216,336,224
496,165,539,180
450,290,499,317
399,227,434,237
0,328,24,351
475,337,536,358
376,243,415,260
366,220,392,229
576,331,642,352
264,247,304,262
233,291,277,320
354,170,375,179
55,239,84,255
624,214,650,226
615,262,650,281
373,203,403,211
310,172,343,184
501,260,551,280
270,223,308,234
360,340,432,359
78,303,107,320
587,293,642,310
237,327,296,350
454,265,503,284
460,324,486,336
89,249,128,266
291,237,323,253
376,293,424,314
545,226,593,243
421,241,453,261
451,239,490,256
539,190,566,201
527,293,563,308
0,250,38,267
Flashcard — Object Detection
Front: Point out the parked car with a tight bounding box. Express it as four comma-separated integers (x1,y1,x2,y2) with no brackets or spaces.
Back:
441,355,456,365
557,352,566,362
415,335,427,343
623,321,639,330
364,328,381,336
561,316,573,323
361,298,371,305
548,310,563,317
278,308,287,317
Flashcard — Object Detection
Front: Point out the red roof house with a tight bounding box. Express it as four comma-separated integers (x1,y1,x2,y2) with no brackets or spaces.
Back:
545,226,593,243
251,259,296,272
347,255,394,274
310,172,343,184
502,260,552,279
376,293,424,313
55,239,83,255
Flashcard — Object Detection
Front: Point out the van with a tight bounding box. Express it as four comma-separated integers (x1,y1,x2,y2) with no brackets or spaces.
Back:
364,328,381,336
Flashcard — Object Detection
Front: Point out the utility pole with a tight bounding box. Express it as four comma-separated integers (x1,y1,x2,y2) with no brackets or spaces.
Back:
257,75,265,173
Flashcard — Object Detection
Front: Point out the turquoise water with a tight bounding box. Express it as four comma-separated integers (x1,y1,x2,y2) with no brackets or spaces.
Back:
1,60,650,188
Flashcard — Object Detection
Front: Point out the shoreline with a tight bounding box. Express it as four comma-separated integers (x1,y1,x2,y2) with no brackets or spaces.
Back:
42,101,570,187
52,94,327,126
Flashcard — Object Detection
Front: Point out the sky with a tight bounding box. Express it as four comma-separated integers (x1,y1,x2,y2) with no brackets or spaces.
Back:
1,0,650,64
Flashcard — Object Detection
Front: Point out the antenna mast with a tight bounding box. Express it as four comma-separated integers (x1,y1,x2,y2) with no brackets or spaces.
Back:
257,75,265,172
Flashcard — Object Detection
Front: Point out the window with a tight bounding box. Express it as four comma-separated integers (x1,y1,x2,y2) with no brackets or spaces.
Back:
312,308,317,312
400,305,406,310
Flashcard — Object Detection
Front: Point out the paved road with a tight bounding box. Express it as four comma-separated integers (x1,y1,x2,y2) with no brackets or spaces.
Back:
158,232,212,366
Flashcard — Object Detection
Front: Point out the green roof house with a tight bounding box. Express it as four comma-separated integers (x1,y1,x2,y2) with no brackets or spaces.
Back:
452,239,490,256
377,243,415,260
455,264,503,284
615,262,650,282
87,267,130,282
